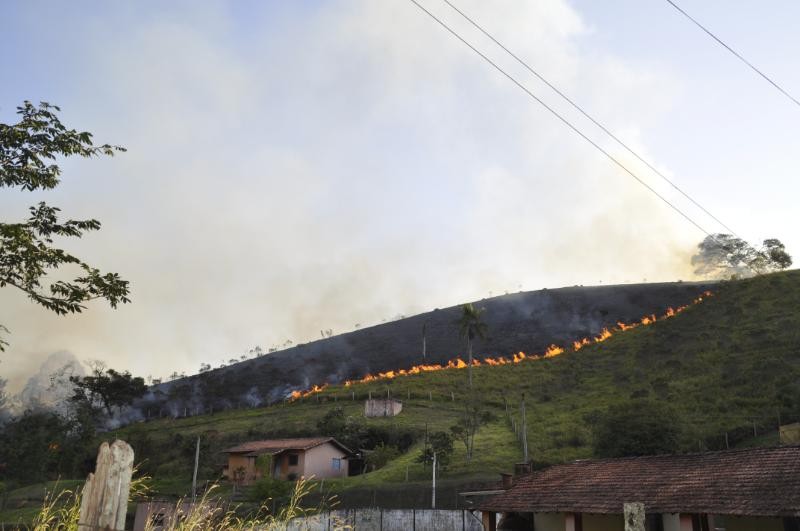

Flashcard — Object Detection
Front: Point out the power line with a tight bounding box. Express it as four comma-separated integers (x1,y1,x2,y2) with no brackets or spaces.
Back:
441,0,741,239
663,0,800,109
406,0,715,239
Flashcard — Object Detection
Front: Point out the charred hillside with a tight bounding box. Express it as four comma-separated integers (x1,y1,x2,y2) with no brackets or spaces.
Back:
141,281,713,416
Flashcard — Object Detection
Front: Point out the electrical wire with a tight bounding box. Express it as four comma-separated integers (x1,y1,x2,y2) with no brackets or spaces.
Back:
407,0,772,275
663,0,800,109
442,0,742,239
407,0,715,238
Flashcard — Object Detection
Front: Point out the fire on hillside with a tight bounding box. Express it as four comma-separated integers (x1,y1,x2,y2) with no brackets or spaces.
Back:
288,290,714,400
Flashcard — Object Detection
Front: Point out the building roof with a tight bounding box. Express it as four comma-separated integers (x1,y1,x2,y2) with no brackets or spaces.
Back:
222,437,350,456
481,446,800,517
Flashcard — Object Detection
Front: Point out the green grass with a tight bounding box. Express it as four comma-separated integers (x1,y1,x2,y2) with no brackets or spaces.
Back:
0,479,84,527
96,271,800,499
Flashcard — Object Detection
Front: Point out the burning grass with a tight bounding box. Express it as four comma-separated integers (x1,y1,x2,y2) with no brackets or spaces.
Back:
93,272,800,505
289,291,713,400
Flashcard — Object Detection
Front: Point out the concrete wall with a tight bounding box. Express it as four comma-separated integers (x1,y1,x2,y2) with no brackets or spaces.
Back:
365,399,403,417
287,509,484,530
303,442,348,479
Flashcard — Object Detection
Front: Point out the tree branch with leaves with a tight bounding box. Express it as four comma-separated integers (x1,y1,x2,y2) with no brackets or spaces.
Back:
0,101,129,350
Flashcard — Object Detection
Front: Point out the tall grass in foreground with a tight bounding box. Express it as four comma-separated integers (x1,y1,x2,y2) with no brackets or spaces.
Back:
28,472,151,531
29,485,81,531
30,476,341,531
145,478,343,531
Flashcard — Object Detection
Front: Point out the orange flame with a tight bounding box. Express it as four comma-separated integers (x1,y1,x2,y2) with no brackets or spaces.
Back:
287,290,714,400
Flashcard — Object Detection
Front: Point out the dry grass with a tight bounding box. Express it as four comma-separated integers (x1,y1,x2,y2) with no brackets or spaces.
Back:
143,478,337,531
29,475,340,531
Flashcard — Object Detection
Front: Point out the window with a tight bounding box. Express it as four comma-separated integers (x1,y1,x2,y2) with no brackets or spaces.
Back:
332,458,342,470
288,454,298,466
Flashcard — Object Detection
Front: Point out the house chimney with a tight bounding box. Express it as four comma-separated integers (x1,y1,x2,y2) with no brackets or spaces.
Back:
500,473,513,489
514,462,532,476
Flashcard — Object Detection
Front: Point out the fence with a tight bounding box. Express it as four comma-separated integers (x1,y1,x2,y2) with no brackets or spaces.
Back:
287,508,484,531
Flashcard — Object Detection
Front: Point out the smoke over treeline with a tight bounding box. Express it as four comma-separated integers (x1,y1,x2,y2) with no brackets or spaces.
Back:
1,0,709,392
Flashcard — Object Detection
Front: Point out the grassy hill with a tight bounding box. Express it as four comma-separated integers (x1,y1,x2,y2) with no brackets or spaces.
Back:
107,271,800,498
6,271,798,520
143,280,713,412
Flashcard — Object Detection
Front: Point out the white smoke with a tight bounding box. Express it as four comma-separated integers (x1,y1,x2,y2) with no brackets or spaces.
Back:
9,351,86,415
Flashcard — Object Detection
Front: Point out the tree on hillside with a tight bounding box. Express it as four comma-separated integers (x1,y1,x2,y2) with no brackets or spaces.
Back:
592,400,682,458
416,431,454,471
691,234,792,279
756,239,793,272
0,101,129,351
451,397,494,462
69,366,146,417
456,304,488,388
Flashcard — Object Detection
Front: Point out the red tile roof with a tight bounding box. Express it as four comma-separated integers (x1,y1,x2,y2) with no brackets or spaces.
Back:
481,446,800,517
222,437,349,455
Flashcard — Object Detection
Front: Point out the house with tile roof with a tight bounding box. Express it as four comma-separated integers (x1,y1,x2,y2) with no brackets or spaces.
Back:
479,446,800,531
222,437,351,485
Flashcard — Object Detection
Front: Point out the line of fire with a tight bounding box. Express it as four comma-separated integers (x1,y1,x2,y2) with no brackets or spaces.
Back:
289,290,714,401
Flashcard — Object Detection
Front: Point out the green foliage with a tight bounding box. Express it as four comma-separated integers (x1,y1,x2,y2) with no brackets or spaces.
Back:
364,443,400,472
251,475,291,504
692,233,792,279
416,431,454,470
451,397,495,462
0,101,129,350
255,454,273,477
592,400,682,458
0,411,88,484
316,407,367,450
70,367,147,417
315,406,417,453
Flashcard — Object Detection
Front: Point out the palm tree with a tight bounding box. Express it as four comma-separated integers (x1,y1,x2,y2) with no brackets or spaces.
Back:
457,304,488,388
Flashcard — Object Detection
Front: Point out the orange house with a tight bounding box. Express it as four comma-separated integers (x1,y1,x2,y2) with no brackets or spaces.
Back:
222,437,351,485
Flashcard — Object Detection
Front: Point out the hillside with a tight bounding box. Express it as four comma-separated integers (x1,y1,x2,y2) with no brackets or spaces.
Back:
141,280,713,415
107,271,800,507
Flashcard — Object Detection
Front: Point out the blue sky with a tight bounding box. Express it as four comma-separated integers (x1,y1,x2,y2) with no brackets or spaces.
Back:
2,0,798,388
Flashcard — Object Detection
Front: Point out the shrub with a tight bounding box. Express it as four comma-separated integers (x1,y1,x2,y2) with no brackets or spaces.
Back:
251,476,292,504
364,444,400,472
592,400,682,458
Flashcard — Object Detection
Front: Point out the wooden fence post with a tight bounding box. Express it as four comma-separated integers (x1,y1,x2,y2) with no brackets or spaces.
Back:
623,502,645,531
78,440,134,531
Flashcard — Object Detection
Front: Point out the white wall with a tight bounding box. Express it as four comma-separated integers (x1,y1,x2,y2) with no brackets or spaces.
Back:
287,509,484,531
535,512,566,531
303,442,348,479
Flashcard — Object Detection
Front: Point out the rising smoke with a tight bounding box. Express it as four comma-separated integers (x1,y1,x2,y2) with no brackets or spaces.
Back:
2,0,702,392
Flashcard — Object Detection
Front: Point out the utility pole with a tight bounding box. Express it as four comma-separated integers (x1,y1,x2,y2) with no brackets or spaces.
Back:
192,436,200,503
521,393,528,463
432,451,437,509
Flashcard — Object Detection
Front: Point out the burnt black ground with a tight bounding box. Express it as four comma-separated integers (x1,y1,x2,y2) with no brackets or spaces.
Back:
142,280,714,415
